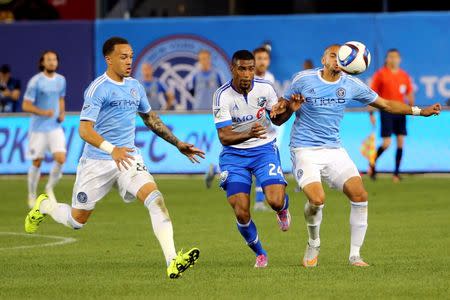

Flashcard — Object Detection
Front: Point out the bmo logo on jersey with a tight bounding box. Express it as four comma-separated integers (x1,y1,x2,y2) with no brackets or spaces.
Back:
132,35,229,109
232,108,265,123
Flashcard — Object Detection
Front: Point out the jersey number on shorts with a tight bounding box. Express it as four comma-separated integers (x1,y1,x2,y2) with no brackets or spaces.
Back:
268,163,283,176
137,163,148,172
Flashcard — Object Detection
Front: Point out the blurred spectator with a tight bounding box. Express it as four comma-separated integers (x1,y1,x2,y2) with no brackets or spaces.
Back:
0,8,14,22
0,64,21,113
141,63,175,111
187,50,223,110
303,59,314,70
11,0,59,20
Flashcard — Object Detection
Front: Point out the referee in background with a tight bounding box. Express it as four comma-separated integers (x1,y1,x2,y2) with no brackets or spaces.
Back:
369,49,414,182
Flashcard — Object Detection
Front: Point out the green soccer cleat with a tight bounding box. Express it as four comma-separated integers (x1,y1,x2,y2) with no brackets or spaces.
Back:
24,193,48,234
167,248,200,279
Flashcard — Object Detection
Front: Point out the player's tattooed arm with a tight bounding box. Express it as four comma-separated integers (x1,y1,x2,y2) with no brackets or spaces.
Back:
139,111,180,146
270,94,304,125
139,111,205,163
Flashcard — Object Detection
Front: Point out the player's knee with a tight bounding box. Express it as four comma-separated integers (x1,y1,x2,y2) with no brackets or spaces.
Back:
32,159,42,168
308,193,325,206
235,207,251,224
69,213,85,230
265,191,285,210
349,189,368,203
382,139,391,149
55,155,66,165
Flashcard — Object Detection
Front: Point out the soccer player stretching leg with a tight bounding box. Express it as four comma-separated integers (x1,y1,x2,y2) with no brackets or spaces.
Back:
24,37,205,279
214,50,290,268
270,44,440,267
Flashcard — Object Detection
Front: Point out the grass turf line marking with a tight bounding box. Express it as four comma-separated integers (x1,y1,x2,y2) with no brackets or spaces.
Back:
0,232,77,250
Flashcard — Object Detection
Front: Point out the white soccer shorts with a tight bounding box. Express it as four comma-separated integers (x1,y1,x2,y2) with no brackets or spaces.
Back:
72,154,155,210
27,127,66,160
290,147,360,191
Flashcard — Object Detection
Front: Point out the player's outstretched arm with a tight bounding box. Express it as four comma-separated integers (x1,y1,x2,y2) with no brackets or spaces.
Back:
270,94,305,125
79,120,134,170
139,111,205,163
369,97,441,117
217,123,267,146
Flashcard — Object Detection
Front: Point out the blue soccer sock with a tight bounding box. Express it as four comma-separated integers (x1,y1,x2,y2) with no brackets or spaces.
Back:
280,194,289,211
237,219,267,256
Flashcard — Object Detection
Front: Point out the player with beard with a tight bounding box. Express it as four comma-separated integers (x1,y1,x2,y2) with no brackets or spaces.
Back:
22,50,67,207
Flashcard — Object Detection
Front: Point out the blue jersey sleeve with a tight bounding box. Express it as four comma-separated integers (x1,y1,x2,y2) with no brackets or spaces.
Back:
60,76,66,98
348,76,378,105
138,83,151,113
24,76,38,102
80,85,105,122
283,72,304,100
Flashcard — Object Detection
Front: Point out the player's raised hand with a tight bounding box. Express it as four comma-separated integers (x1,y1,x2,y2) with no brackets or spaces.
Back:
420,103,441,117
111,147,135,170
250,123,267,139
177,141,205,163
270,99,288,118
289,94,305,112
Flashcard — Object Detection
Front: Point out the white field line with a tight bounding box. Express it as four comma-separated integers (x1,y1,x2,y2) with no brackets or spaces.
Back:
0,232,77,250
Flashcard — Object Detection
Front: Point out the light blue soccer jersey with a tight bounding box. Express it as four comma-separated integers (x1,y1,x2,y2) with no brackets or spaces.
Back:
24,72,66,132
188,69,222,110
284,68,378,148
80,73,151,160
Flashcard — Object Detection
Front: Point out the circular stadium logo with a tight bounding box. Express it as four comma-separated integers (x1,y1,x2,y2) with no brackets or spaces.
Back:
133,35,230,109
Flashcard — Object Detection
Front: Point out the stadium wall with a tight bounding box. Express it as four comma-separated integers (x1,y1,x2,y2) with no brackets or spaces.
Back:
95,12,450,107
0,112,449,174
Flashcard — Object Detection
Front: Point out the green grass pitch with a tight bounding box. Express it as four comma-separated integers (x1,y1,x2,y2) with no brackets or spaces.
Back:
0,175,448,299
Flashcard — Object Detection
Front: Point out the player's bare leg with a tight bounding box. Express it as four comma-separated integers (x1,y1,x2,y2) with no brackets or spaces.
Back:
263,184,290,231
301,182,325,267
343,176,369,267
27,159,43,208
393,135,404,183
228,192,268,268
136,182,199,278
45,151,66,203
369,137,391,180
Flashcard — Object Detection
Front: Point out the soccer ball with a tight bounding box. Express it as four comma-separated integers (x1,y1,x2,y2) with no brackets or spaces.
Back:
337,41,371,75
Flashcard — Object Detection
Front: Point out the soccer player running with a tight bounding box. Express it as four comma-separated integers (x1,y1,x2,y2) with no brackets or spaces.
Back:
24,37,205,279
368,49,415,182
213,50,290,268
251,46,276,212
22,51,66,207
270,44,441,267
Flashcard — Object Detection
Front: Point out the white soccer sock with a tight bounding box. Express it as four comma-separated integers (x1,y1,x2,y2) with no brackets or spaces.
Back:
28,165,41,199
46,162,63,190
40,200,83,229
304,201,324,247
349,201,368,258
144,190,177,266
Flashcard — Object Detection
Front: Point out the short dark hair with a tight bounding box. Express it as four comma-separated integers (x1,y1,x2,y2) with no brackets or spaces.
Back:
0,64,10,73
386,48,400,56
102,37,129,56
253,47,270,57
39,50,59,71
231,50,254,65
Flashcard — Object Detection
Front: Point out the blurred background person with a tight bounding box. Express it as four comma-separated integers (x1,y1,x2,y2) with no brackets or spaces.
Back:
22,50,67,207
303,59,314,70
188,49,223,110
253,47,275,83
141,62,175,111
0,64,21,112
368,49,414,182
